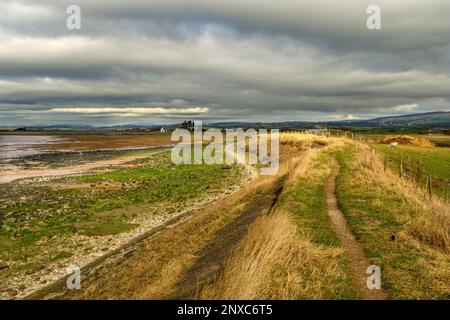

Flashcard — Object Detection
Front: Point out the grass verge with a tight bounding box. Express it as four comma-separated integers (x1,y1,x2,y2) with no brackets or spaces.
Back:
196,137,358,299
336,142,450,299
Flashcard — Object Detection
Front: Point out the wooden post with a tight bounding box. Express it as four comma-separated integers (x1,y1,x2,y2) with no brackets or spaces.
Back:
399,157,404,178
416,164,422,183
428,174,432,199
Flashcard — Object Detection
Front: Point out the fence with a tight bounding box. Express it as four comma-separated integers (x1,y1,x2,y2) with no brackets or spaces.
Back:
295,130,449,202
381,154,450,201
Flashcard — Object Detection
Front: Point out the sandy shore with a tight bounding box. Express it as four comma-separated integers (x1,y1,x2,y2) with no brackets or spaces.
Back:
0,149,169,184
0,132,174,183
0,132,173,152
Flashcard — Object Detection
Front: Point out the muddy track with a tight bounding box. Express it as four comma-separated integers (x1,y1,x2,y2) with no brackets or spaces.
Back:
173,176,286,299
326,158,388,300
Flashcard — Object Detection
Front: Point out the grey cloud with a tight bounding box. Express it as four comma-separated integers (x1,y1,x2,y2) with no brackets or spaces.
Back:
0,0,449,125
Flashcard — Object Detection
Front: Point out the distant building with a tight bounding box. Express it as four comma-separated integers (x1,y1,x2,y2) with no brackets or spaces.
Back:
160,127,166,133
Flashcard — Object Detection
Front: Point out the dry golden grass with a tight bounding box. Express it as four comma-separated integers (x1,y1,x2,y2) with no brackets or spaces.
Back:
195,210,351,300
355,142,449,250
375,135,435,147
64,188,253,299
338,141,450,298
195,134,449,300
233,133,323,198
196,134,357,300
195,212,298,299
279,132,345,186
279,132,340,148
178,133,342,299
63,134,317,299
63,133,448,300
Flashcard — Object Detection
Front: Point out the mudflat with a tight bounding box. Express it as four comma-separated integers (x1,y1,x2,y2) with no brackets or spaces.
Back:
0,131,173,152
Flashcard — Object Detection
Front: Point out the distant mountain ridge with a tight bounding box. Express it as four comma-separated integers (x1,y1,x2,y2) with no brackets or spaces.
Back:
1,111,449,131
340,111,450,127
209,112,450,129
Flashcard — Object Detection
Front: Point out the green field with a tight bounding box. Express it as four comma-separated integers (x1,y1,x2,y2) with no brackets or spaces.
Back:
373,144,450,199
415,135,450,147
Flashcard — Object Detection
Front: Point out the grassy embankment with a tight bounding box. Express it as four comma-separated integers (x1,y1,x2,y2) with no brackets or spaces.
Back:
373,144,450,200
62,134,359,299
204,135,449,299
335,142,450,299
268,143,357,299
195,134,359,299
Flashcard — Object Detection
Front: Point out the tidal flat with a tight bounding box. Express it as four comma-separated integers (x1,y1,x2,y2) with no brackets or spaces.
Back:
0,134,247,299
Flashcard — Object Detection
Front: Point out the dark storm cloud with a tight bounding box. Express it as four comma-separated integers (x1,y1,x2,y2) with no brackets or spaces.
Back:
0,0,449,125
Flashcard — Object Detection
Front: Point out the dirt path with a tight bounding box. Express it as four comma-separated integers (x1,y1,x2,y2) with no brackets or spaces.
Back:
326,158,387,300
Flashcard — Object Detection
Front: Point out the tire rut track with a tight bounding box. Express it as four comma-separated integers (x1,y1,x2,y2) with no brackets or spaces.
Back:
172,175,287,299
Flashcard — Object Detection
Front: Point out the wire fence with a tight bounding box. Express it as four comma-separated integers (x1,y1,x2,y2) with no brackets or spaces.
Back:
287,130,450,202
382,154,450,201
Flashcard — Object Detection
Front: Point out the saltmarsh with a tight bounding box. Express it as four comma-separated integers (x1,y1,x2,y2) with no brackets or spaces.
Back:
0,150,243,285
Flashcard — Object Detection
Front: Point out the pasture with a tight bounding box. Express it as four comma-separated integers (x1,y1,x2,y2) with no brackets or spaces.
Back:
373,143,450,200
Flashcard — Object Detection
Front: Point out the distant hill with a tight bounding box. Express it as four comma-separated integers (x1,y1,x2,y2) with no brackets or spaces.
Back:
209,112,450,129
2,111,449,132
332,111,450,127
208,121,311,129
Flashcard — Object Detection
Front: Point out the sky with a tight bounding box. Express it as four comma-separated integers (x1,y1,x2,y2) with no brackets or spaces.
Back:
0,0,449,126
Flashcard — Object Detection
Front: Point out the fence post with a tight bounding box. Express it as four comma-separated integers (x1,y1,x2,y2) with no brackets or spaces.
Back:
428,174,432,199
417,163,424,182
399,157,404,178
